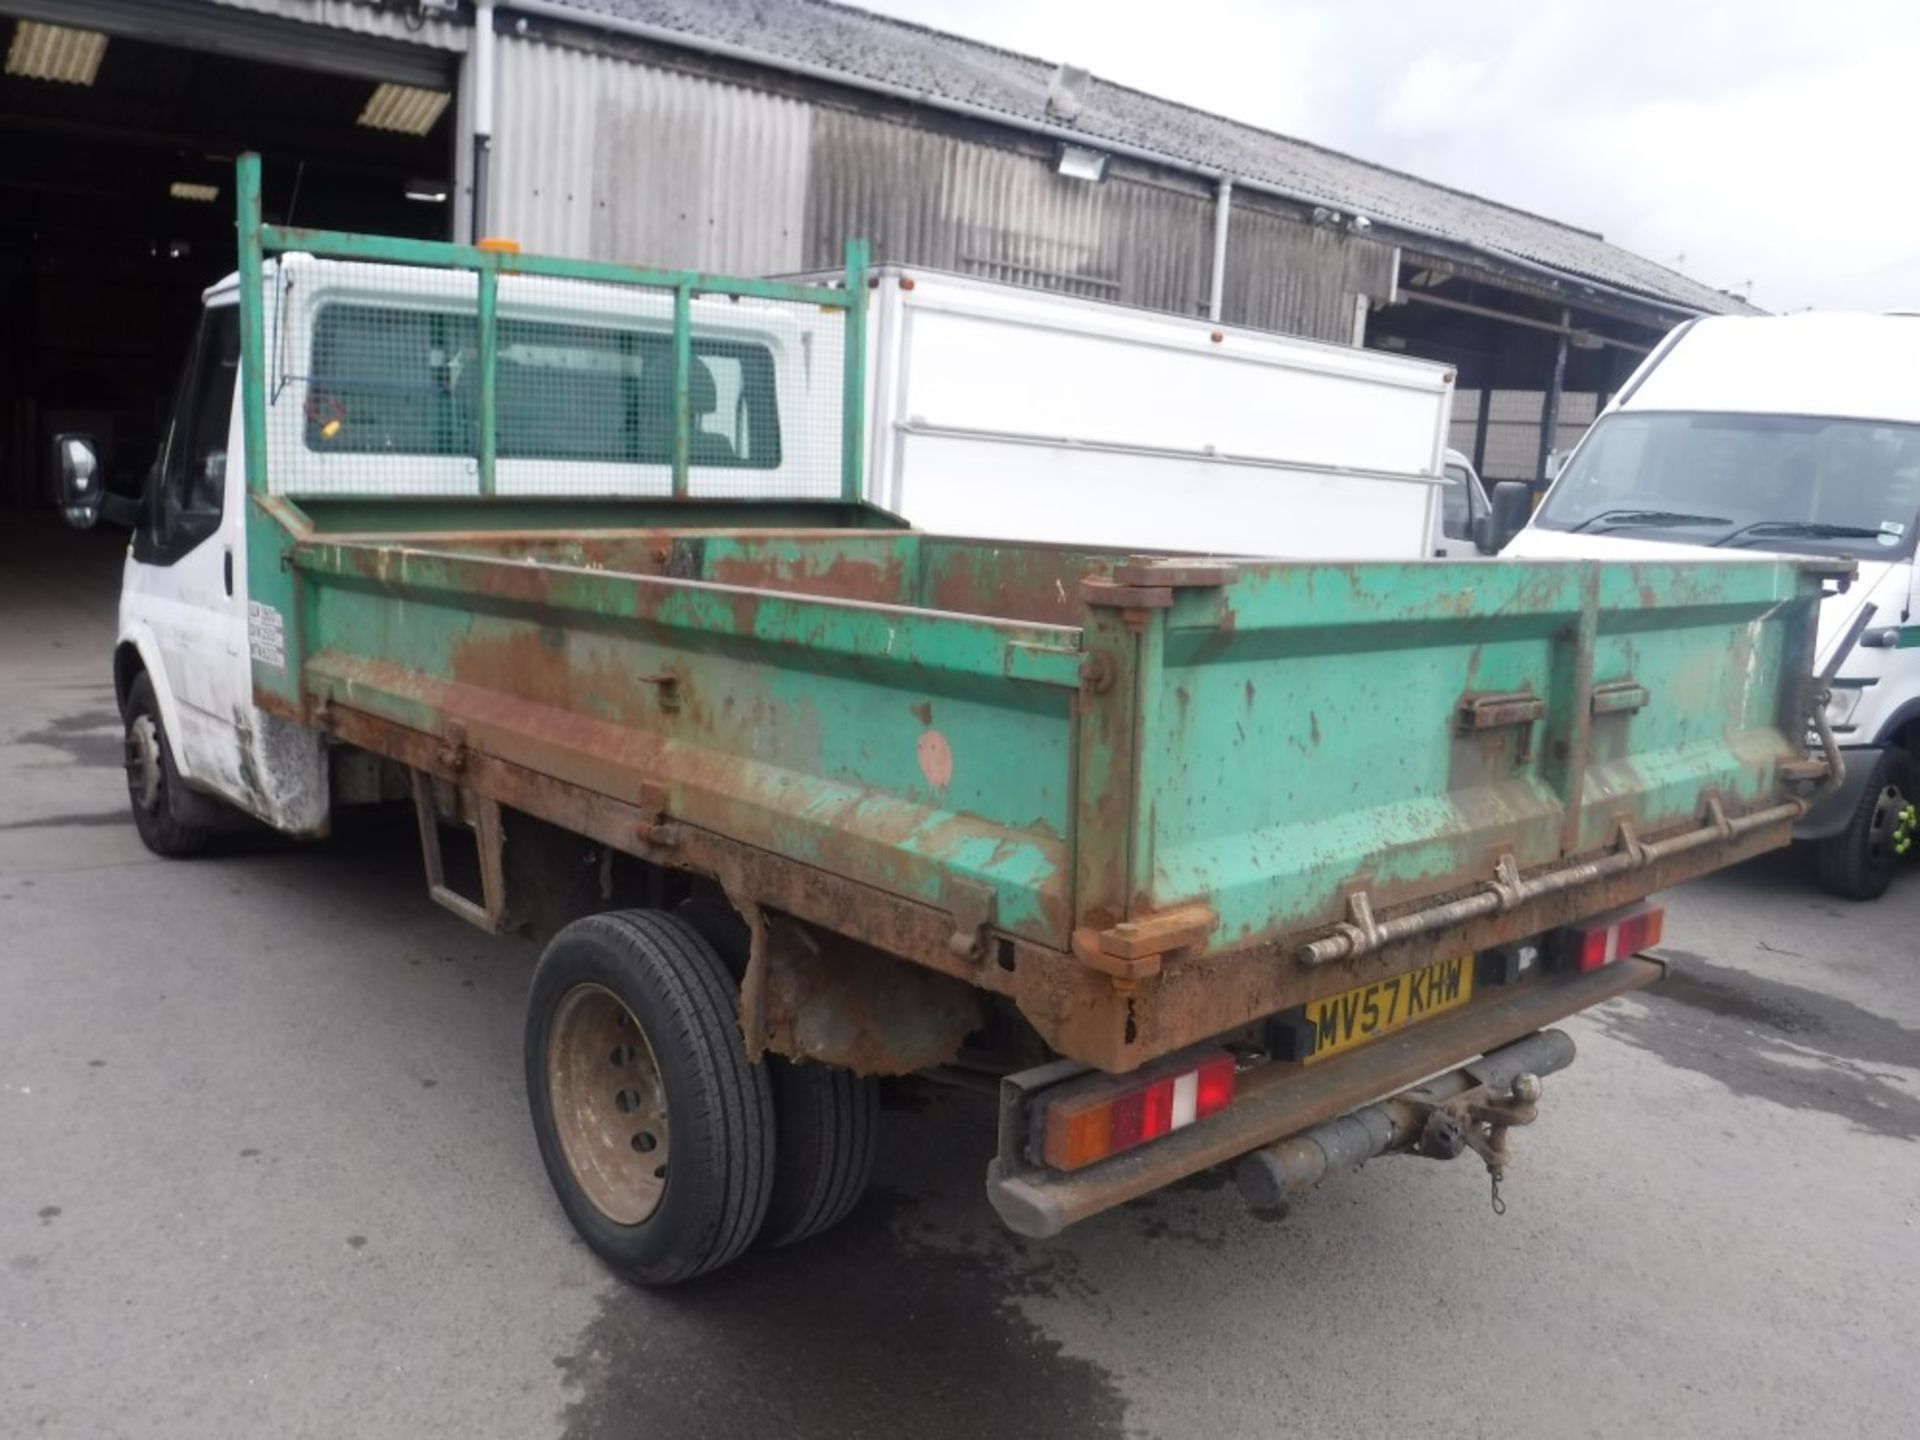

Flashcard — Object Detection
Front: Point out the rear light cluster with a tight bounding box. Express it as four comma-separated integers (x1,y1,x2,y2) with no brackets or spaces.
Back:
1037,1048,1236,1171
1552,902,1664,973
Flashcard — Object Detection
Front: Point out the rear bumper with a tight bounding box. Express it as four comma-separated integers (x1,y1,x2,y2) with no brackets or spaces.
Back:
985,955,1663,1238
1794,746,1881,841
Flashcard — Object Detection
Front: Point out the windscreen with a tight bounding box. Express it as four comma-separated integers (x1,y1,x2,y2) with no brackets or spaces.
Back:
1532,411,1920,558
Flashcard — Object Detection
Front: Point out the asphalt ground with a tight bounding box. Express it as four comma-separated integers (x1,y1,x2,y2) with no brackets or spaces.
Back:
4,521,1917,1439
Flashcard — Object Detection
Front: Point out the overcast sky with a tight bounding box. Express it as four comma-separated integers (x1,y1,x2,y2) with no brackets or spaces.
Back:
860,0,1920,314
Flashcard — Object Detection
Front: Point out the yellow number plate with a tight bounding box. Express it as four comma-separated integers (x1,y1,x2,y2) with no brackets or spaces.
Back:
1303,955,1474,1065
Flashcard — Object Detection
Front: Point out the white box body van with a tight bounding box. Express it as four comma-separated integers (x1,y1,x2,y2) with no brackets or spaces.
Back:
1505,312,1920,897
839,266,1478,558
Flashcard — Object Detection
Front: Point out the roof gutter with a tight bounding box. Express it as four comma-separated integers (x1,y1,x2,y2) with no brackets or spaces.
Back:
504,0,1708,323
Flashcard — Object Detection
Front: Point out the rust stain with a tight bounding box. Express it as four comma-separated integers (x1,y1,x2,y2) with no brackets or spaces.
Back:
916,729,954,790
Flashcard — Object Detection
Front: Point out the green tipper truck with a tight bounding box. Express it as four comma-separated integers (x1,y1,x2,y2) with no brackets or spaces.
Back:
55,158,1850,1283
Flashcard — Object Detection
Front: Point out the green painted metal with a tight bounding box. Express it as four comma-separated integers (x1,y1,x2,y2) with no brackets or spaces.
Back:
256,222,856,309
476,268,498,496
277,535,1826,959
292,533,1084,939
292,497,903,535
235,153,269,502
841,238,870,503
1134,557,1828,950
672,282,692,498
235,156,306,715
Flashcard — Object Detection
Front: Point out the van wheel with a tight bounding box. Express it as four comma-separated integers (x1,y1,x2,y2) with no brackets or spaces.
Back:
1815,749,1913,901
123,672,210,858
671,896,880,1248
525,910,774,1285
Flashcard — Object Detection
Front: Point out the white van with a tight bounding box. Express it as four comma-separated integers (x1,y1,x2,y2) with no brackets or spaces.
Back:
1503,312,1920,898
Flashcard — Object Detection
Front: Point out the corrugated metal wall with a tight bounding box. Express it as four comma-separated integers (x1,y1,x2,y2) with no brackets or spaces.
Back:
205,0,466,51
803,108,1211,314
490,33,1388,343
494,38,810,273
1221,196,1398,342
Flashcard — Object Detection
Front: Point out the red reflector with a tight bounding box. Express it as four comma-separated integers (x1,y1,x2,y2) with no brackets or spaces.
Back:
1195,1055,1235,1116
1038,1048,1237,1171
1576,926,1610,973
1555,903,1664,973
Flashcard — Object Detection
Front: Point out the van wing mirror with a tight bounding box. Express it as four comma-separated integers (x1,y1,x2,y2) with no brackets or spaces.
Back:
1481,481,1532,554
55,435,102,529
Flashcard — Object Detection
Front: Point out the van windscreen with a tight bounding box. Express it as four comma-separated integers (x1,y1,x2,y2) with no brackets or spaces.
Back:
1533,411,1920,558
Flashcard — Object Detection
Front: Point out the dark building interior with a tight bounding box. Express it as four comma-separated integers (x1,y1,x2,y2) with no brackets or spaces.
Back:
0,15,453,512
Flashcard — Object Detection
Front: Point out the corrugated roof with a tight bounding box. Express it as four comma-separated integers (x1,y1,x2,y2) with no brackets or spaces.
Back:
532,0,1755,318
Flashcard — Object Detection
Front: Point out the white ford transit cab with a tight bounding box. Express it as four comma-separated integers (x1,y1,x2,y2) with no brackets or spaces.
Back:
1504,312,1920,898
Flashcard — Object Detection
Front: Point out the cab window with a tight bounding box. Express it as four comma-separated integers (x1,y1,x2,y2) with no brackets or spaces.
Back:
304,304,782,469
136,306,238,566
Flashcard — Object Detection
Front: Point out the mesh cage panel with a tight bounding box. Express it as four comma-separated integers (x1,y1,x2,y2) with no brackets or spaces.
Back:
265,255,852,501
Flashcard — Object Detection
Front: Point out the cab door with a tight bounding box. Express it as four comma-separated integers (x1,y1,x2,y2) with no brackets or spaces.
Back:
121,302,253,804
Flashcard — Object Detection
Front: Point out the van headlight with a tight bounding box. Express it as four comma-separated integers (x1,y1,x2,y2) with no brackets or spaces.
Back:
1824,687,1865,729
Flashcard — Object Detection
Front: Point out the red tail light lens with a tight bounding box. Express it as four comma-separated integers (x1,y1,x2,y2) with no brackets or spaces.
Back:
1553,902,1664,973
1038,1049,1237,1171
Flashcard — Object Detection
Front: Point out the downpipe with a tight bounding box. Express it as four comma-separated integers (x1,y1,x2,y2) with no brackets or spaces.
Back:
1236,1029,1578,1215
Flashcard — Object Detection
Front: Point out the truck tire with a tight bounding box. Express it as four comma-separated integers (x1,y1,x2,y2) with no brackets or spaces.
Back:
1815,748,1914,901
122,672,210,858
758,1058,879,1248
525,910,774,1284
673,895,880,1248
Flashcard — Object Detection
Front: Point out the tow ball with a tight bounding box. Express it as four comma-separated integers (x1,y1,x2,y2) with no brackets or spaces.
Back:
1404,1069,1545,1215
1236,1028,1573,1217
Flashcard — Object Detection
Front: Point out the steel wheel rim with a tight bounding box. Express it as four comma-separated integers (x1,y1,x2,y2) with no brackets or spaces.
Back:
547,982,671,1226
126,714,163,815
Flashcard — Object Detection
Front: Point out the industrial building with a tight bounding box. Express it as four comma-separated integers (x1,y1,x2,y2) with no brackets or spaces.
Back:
0,0,1753,513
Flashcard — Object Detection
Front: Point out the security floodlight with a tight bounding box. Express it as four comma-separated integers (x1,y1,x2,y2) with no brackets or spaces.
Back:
1054,142,1110,184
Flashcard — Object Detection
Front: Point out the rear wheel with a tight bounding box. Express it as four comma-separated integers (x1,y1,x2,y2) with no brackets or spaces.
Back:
525,910,774,1284
122,672,210,858
759,1058,879,1248
1815,749,1914,900
674,896,880,1247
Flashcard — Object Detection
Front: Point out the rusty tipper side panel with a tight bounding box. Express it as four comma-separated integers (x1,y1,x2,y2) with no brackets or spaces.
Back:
274,524,1836,1075
293,534,1089,950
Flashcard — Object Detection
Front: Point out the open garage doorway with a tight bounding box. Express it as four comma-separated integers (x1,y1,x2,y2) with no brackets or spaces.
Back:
0,10,457,516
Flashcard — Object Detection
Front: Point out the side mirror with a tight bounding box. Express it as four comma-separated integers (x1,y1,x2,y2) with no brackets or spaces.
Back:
55,435,102,529
1480,481,1533,554
1543,449,1568,482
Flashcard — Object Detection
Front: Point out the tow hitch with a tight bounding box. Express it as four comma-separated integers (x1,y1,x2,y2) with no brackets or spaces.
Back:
1235,1028,1575,1217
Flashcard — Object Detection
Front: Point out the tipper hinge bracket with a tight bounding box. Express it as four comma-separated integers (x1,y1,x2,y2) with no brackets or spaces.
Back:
1080,557,1239,617
1072,903,1217,988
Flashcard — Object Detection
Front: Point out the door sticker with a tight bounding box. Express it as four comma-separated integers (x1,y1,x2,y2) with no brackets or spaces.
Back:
248,600,286,672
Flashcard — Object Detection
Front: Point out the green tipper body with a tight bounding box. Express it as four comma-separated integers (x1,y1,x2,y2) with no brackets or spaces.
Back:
280,519,1827,963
